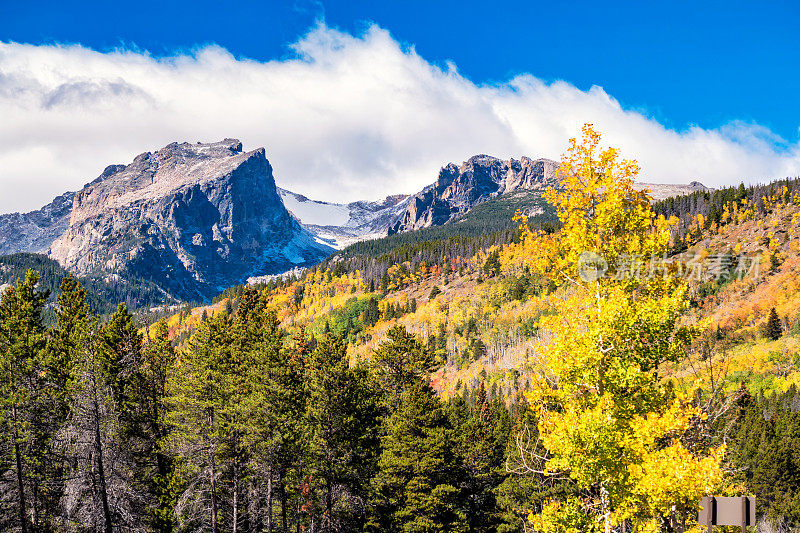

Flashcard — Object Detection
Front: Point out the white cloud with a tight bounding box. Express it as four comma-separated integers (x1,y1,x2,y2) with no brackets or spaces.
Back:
0,23,799,214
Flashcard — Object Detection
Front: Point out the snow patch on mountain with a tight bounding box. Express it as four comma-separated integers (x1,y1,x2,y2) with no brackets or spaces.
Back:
278,188,351,226
277,187,410,248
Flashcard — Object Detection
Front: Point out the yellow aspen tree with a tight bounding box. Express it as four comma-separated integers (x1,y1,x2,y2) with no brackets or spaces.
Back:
519,125,722,532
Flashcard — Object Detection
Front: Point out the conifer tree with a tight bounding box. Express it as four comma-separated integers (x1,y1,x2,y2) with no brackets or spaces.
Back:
459,384,510,532
40,275,93,526
0,270,48,532
136,320,179,531
372,326,437,400
166,313,232,532
49,275,91,414
60,309,141,532
767,307,783,341
234,291,290,532
369,381,467,532
305,335,380,531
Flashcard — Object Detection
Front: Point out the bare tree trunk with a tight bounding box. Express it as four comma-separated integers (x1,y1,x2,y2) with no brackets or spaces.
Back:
280,471,288,533
248,477,261,532
208,408,219,533
11,405,28,533
325,479,332,533
90,450,99,531
266,464,273,533
92,394,113,533
232,439,239,533
31,480,39,528
600,483,611,533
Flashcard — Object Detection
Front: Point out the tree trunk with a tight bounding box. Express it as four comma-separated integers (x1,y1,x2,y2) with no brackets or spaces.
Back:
325,478,332,533
266,464,273,533
208,408,218,533
93,394,113,533
232,436,240,533
153,390,173,533
31,479,39,528
600,483,611,533
11,405,28,533
280,471,288,533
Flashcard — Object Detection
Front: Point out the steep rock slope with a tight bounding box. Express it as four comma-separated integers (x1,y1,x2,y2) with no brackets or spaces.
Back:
0,191,76,255
49,139,332,301
389,155,559,234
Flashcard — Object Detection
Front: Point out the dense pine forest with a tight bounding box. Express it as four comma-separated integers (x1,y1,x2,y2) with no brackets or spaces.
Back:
321,192,559,288
6,125,800,532
0,270,559,532
0,253,180,316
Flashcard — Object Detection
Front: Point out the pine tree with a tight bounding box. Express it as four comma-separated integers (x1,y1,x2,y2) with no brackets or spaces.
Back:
458,388,511,532
767,307,783,341
135,320,179,531
369,381,467,532
60,310,141,532
482,250,501,277
305,335,380,531
39,275,94,526
0,270,49,532
49,275,91,412
166,313,232,532
235,293,291,532
372,326,437,400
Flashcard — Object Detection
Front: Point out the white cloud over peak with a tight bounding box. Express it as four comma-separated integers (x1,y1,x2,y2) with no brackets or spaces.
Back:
0,23,798,214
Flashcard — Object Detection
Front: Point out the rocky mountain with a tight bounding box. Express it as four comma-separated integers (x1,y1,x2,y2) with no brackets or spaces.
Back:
45,139,332,301
279,156,709,242
0,191,76,255
388,155,559,234
634,180,709,200
277,188,411,248
0,143,709,302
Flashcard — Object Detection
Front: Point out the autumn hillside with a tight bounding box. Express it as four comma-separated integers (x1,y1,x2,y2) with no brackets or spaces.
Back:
10,125,800,531
156,178,800,405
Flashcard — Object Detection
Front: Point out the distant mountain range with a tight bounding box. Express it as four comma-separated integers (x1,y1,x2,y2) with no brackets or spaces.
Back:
0,139,708,303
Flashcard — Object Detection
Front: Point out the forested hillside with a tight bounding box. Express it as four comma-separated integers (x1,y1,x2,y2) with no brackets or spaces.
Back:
0,252,177,316
5,125,800,532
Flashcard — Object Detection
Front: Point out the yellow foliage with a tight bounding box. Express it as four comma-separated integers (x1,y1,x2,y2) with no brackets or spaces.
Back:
522,125,722,531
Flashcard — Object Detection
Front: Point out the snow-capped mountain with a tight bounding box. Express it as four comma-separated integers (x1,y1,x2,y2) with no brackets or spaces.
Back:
0,142,708,302
277,188,411,248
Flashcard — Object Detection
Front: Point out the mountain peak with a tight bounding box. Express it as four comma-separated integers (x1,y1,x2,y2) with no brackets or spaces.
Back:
390,153,557,234
48,139,331,301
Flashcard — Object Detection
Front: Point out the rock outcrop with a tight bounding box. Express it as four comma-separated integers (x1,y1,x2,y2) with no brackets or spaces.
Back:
0,192,75,255
634,181,709,200
389,155,558,234
49,139,332,301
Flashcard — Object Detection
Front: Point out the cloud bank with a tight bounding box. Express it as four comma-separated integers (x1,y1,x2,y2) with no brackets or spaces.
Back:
1,23,799,214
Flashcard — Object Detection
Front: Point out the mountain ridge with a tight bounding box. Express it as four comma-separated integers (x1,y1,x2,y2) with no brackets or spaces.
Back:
0,143,709,302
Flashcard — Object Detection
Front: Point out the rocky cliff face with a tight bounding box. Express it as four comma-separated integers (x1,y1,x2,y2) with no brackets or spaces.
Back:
49,139,332,301
389,155,558,234
0,191,76,255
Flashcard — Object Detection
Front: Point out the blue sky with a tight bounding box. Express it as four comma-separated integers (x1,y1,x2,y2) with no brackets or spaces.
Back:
1,0,799,213
4,0,798,140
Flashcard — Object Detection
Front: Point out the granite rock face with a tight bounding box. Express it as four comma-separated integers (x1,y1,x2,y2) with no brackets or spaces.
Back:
389,155,558,234
48,139,332,301
0,191,76,255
